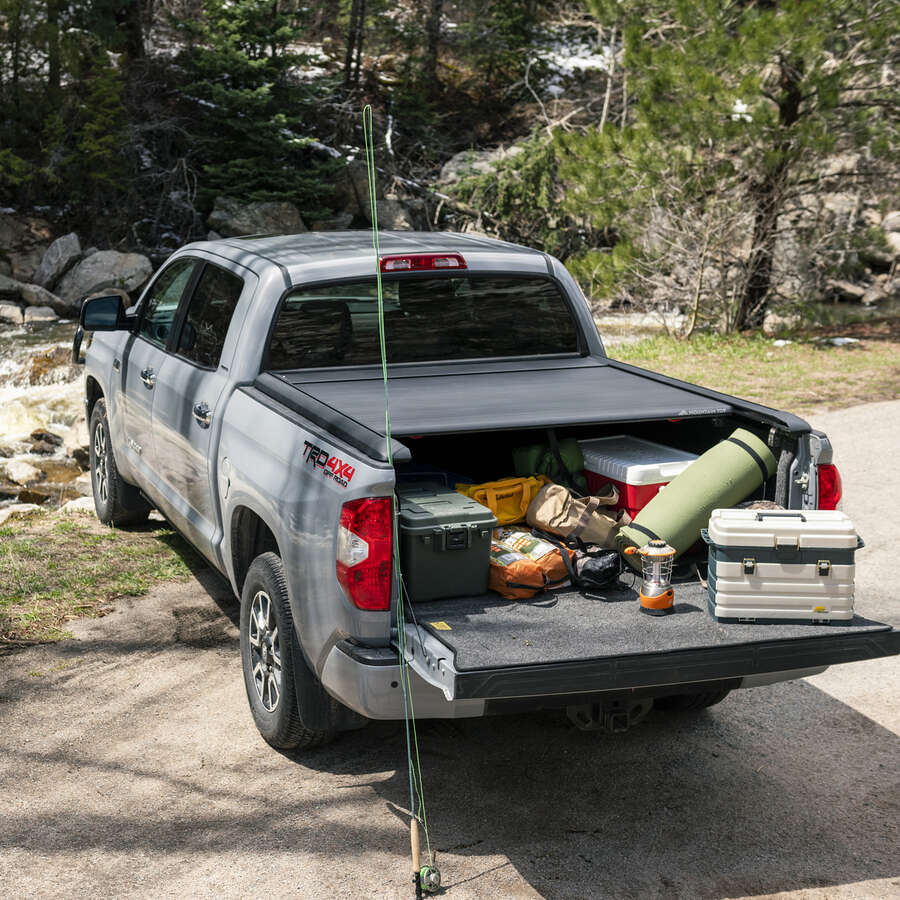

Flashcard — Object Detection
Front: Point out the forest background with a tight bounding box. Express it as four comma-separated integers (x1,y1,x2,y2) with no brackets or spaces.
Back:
0,0,898,334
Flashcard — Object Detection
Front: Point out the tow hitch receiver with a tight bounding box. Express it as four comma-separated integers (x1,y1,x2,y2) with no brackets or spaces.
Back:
567,698,654,733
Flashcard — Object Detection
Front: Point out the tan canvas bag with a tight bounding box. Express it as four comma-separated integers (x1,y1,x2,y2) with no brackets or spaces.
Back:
526,483,627,549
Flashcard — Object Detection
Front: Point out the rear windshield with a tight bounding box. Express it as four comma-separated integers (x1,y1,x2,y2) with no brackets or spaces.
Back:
267,275,580,369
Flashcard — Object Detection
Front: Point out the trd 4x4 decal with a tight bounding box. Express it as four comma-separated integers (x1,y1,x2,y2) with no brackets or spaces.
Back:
302,441,355,487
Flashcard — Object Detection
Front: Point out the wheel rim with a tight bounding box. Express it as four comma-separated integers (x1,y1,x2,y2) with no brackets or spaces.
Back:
93,422,109,504
248,590,282,712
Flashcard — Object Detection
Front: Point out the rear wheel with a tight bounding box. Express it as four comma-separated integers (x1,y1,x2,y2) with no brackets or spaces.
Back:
655,688,732,712
240,552,338,750
89,398,151,526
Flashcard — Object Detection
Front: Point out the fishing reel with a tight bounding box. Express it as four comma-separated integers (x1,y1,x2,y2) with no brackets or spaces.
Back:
418,864,441,893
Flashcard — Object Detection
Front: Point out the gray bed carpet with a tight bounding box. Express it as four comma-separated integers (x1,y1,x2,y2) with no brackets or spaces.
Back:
412,580,887,671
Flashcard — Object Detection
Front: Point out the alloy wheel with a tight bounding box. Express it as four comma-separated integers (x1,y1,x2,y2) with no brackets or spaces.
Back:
248,590,282,712
93,423,109,504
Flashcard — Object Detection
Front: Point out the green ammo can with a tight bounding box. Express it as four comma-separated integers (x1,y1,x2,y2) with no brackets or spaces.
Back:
397,484,497,602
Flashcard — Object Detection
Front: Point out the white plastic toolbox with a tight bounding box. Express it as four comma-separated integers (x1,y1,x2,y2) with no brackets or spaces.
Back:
702,508,863,624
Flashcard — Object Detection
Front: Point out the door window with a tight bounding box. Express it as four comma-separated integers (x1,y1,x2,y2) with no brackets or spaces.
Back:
175,263,245,369
138,259,196,347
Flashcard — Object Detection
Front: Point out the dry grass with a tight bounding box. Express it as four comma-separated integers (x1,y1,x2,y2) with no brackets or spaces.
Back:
612,320,900,415
0,512,200,646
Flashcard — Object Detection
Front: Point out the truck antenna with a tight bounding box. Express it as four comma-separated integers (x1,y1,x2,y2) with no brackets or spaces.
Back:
363,104,441,897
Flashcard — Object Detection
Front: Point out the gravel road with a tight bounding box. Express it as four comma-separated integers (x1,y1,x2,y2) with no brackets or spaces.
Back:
1,401,898,899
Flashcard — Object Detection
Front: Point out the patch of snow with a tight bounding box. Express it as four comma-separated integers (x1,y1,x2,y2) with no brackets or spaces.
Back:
772,339,793,347
731,99,752,122
309,141,342,159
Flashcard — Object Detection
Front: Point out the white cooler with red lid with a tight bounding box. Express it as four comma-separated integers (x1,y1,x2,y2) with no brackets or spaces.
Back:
579,435,697,519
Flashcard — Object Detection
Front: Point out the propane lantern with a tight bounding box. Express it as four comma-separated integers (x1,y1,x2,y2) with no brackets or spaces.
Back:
624,540,676,616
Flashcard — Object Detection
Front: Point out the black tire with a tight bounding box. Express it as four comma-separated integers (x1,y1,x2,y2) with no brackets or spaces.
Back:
89,398,151,526
240,552,336,750
655,688,732,712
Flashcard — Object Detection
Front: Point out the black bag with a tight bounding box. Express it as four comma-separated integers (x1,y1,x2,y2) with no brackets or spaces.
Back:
531,529,623,592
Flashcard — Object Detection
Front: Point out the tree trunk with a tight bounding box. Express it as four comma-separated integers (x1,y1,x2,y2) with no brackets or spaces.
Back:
734,59,803,330
352,0,366,85
47,0,61,103
423,0,443,91
343,0,362,88
116,0,144,61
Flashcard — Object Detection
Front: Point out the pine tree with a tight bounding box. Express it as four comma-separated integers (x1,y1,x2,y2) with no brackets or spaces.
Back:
571,0,899,328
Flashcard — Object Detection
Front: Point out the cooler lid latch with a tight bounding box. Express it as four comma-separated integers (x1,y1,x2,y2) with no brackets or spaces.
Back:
817,560,831,577
742,558,756,575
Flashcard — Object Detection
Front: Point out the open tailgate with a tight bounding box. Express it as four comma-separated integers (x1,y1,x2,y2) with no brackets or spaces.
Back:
397,583,899,701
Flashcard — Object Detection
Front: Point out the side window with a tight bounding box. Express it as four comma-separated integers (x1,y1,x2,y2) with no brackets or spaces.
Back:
175,263,244,368
139,259,196,347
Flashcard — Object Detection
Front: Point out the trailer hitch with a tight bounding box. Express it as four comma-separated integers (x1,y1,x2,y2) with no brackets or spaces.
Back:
566,698,654,733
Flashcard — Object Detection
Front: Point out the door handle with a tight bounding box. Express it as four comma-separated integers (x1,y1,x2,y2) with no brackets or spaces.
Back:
113,358,121,372
140,367,155,388
192,402,212,428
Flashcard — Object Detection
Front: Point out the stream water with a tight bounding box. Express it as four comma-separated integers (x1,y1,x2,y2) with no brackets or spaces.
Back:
0,321,87,508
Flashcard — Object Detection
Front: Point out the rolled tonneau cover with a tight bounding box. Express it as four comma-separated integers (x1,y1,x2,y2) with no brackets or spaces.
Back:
267,357,734,437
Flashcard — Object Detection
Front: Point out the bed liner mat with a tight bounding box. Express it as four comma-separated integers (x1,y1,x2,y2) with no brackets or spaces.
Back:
413,581,891,673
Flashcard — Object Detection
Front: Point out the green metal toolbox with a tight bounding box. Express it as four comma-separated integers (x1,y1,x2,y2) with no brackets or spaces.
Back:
397,484,497,602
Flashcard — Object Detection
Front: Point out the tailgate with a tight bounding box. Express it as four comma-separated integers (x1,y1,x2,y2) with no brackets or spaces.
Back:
397,582,899,701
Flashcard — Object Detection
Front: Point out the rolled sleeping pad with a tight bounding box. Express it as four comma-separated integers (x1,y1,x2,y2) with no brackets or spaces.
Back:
617,427,777,568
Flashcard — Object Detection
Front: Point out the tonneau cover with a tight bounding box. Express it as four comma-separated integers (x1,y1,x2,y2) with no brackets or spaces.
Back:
274,358,733,436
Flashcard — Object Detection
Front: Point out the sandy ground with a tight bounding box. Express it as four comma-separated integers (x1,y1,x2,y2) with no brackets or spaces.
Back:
0,401,898,899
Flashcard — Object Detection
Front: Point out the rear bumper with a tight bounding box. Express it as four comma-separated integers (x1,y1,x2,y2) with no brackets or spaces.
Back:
322,628,900,719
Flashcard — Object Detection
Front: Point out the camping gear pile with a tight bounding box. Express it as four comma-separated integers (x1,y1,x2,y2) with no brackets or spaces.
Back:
394,428,861,625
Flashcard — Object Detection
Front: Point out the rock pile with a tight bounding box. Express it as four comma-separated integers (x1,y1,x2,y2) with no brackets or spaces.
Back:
0,215,153,326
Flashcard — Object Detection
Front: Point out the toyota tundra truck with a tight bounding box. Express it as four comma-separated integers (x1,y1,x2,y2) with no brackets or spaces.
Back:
74,231,900,750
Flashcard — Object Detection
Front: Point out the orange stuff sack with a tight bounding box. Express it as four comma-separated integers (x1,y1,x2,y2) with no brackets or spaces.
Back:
493,527,573,587
489,542,546,600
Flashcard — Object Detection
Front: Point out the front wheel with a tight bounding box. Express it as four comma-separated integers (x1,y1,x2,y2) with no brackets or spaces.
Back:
240,552,338,750
89,398,151,526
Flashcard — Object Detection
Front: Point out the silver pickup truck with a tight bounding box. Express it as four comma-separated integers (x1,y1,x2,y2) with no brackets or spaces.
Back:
74,231,900,750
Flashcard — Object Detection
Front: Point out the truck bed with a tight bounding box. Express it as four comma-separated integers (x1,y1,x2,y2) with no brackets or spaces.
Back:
413,582,889,672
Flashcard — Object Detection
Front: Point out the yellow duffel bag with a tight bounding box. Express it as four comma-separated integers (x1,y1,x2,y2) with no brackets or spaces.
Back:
456,475,551,525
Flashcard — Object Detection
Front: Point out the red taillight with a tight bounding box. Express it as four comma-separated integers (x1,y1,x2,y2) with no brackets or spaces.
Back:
380,253,466,272
336,497,393,610
817,463,843,510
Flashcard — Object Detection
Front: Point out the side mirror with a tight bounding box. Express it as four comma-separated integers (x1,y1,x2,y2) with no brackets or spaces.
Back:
80,294,129,331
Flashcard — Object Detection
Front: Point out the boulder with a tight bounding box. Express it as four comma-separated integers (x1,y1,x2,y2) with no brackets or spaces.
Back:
0,213,52,281
0,272,20,299
33,232,82,290
884,231,900,258
56,251,153,306
4,459,43,485
882,211,900,233
64,414,90,468
207,230,222,241
58,495,95,514
0,259,11,277
29,429,64,455
437,145,523,185
370,198,416,230
0,301,24,326
310,211,354,232
19,282,71,317
207,197,307,237
0,502,42,527
72,472,93,496
762,311,800,336
333,159,387,220
825,279,866,303
24,305,58,324
862,284,888,306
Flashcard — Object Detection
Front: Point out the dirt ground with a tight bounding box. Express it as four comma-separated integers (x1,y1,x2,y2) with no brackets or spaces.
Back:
1,401,898,899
